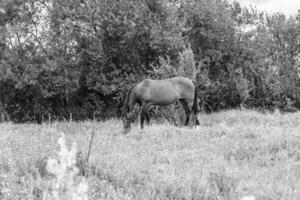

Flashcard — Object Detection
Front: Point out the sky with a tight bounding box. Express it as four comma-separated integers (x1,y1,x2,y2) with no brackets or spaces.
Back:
232,0,300,16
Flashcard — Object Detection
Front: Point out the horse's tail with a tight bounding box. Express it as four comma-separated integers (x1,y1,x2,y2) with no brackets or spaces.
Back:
192,84,199,114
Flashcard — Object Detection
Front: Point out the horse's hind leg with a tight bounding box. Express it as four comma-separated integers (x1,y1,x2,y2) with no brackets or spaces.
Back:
194,115,200,125
190,102,200,126
179,99,191,126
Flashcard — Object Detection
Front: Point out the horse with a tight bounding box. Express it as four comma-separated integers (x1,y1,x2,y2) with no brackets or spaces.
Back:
121,77,200,133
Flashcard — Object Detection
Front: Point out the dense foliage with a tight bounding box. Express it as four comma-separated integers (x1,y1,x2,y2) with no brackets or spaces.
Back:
0,0,300,122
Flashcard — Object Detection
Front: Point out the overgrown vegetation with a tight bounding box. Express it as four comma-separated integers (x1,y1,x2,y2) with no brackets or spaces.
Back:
0,110,299,199
0,0,300,122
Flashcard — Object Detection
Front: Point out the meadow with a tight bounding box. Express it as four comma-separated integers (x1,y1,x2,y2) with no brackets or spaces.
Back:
0,109,299,200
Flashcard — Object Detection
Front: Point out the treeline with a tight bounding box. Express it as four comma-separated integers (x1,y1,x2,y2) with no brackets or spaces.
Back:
0,0,300,123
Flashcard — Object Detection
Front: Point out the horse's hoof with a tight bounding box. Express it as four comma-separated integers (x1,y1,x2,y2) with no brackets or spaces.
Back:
123,129,131,134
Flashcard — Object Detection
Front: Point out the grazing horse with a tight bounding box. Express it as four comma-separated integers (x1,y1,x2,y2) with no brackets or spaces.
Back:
122,77,200,133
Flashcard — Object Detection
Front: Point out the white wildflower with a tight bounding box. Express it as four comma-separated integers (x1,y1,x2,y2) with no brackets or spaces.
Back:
46,133,88,200
241,196,255,200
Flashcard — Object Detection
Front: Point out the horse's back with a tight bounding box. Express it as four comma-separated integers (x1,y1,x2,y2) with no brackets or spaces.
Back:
140,77,193,85
169,77,194,87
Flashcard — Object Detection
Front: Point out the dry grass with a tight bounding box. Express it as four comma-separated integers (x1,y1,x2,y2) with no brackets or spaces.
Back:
0,109,300,200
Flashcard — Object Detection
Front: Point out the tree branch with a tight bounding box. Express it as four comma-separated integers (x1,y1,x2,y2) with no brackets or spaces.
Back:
28,30,48,56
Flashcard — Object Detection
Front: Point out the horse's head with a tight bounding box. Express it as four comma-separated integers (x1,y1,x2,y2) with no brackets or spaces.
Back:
121,105,133,134
121,87,134,133
122,118,131,134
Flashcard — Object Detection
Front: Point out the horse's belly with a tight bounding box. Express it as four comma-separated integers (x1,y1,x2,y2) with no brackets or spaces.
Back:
143,88,178,106
152,99,177,106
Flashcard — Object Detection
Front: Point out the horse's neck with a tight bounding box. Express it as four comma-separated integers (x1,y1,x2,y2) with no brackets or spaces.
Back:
128,97,136,112
128,88,136,112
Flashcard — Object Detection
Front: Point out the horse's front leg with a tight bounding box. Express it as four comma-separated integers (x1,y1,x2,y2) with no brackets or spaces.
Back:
140,102,150,129
140,112,145,129
145,111,150,125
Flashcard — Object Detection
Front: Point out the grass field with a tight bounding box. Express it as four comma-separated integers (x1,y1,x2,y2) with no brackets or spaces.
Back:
0,109,300,200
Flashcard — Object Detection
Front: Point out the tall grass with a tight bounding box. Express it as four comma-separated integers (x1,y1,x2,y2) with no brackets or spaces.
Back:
0,109,299,200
